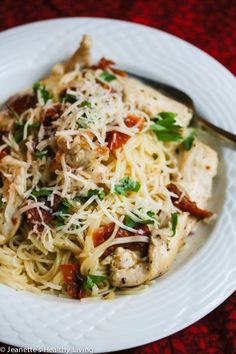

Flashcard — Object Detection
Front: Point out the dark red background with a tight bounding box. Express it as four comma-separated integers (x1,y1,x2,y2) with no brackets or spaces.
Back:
0,1,235,353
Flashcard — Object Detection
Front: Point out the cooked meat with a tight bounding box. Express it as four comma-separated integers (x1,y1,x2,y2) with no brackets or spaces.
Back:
110,141,218,287
65,34,92,72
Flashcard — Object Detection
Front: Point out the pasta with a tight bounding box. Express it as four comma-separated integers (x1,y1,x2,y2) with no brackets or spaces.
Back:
0,35,218,300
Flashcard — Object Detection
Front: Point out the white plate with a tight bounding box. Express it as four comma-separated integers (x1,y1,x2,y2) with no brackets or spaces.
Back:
0,18,235,353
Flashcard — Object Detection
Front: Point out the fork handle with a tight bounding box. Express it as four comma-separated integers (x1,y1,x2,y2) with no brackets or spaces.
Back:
196,116,236,145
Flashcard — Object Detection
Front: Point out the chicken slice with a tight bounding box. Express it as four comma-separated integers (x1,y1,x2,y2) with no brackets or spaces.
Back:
110,140,218,287
0,159,27,245
110,247,148,287
178,140,218,208
65,34,92,72
122,77,193,127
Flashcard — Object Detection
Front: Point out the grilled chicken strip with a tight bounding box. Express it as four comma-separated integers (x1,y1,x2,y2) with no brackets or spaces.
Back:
110,140,218,287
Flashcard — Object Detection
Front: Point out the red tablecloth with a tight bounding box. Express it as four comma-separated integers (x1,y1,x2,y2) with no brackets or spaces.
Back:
0,1,235,353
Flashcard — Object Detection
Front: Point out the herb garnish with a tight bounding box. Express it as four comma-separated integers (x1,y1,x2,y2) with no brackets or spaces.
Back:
33,82,52,104
74,189,105,203
79,101,92,109
35,150,48,159
12,121,40,143
114,177,141,196
124,211,155,228
30,189,53,198
52,198,73,227
171,212,178,237
83,274,107,290
64,93,77,104
150,112,182,142
182,129,196,150
87,189,105,200
100,70,117,82
12,121,24,143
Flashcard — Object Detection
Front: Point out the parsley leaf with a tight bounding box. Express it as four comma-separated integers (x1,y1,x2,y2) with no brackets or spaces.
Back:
100,70,117,82
33,82,52,103
12,121,39,143
182,129,196,150
64,93,77,104
114,177,141,196
53,218,65,227
124,211,155,228
124,216,137,228
79,101,92,108
87,189,105,200
35,150,48,159
171,212,178,237
75,189,105,203
84,274,107,290
57,198,73,214
147,211,155,218
30,189,52,198
12,121,24,143
52,198,73,227
150,112,183,142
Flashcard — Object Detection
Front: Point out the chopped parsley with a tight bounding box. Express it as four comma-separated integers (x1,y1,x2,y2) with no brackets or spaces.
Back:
83,274,107,290
52,198,73,227
56,198,73,214
182,129,196,150
33,82,52,103
87,189,105,200
171,212,178,237
124,215,154,228
34,150,48,159
79,101,92,109
147,211,155,218
74,189,105,203
12,121,24,143
124,216,137,228
53,218,65,228
114,177,141,196
124,211,155,228
30,189,52,198
100,70,117,82
64,93,77,104
150,112,183,142
12,121,39,143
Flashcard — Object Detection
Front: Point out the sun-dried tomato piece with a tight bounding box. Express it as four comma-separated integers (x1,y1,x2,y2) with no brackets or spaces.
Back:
90,57,127,77
106,131,130,152
26,207,53,227
167,183,212,219
0,149,8,160
90,57,115,70
93,222,150,258
41,104,64,126
61,264,85,299
124,115,145,131
1,94,37,115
